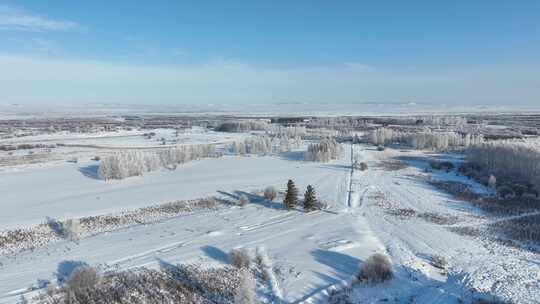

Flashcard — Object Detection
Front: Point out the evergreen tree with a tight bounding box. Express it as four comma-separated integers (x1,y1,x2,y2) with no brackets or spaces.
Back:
283,179,298,210
304,185,316,211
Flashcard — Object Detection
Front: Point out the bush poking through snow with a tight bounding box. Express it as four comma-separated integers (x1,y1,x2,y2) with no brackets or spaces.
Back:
65,266,100,295
239,194,250,207
234,269,257,304
38,265,244,303
46,217,80,241
264,186,277,201
357,253,393,283
359,162,368,171
488,174,497,189
430,255,448,270
64,218,80,241
229,248,252,269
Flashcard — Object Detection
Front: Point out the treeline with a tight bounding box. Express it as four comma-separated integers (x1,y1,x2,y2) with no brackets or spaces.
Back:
305,139,343,162
368,128,484,150
227,135,302,155
215,120,270,132
466,142,540,191
98,144,216,180
0,143,56,151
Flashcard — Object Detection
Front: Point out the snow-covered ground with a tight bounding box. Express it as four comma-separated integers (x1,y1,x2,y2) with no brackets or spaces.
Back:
1,144,539,303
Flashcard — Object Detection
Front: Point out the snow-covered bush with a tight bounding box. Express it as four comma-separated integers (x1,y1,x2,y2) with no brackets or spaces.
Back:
65,266,100,294
46,217,79,241
488,174,497,189
98,144,216,180
229,248,251,269
305,139,343,162
37,265,244,304
357,253,393,283
238,194,250,206
430,255,448,270
64,218,80,241
234,269,257,304
264,186,277,201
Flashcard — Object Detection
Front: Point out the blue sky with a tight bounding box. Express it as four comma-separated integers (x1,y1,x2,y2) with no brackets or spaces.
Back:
0,0,538,106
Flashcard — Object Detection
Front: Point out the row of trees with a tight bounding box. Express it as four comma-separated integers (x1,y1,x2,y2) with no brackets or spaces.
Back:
98,144,216,180
368,128,484,150
466,141,540,190
228,135,302,155
215,120,270,132
305,139,343,162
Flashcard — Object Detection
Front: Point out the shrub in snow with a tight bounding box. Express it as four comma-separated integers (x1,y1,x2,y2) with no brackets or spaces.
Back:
497,185,515,199
46,217,79,240
234,269,257,304
239,194,250,206
264,186,277,201
65,266,100,294
488,174,497,189
314,200,328,210
377,145,385,151
303,185,317,211
328,287,354,304
283,179,298,210
229,248,252,269
430,255,448,270
64,218,80,241
305,139,343,162
357,253,393,283
38,265,243,304
359,162,368,171
430,160,455,171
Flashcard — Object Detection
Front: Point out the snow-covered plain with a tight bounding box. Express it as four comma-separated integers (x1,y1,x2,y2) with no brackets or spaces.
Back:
1,143,539,303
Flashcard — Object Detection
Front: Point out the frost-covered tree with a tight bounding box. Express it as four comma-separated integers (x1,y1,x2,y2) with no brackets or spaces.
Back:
228,135,298,156
283,180,298,210
367,128,484,151
305,139,343,162
98,144,217,180
466,141,540,190
303,185,317,211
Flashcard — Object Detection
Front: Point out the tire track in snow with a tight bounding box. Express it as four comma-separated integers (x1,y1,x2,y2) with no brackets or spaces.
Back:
347,144,355,208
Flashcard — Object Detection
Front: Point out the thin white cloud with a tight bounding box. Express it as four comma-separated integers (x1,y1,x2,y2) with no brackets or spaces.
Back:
0,55,537,106
0,5,80,32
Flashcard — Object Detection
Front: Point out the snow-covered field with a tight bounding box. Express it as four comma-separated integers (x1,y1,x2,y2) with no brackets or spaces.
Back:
1,142,539,303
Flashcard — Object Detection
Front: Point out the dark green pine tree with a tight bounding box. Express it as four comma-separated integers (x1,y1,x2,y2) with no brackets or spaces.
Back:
303,185,317,211
283,179,298,210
